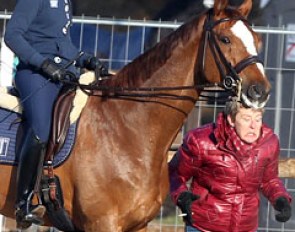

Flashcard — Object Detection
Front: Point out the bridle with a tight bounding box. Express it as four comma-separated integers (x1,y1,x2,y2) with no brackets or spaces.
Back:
199,8,264,99
57,9,265,106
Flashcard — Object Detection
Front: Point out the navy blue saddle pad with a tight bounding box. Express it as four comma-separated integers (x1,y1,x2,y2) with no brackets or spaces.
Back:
0,108,77,167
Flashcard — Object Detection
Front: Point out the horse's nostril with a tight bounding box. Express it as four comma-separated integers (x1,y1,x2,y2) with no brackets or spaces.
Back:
247,85,264,100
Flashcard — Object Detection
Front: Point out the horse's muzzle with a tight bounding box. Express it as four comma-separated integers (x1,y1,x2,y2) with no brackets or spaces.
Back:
241,84,270,109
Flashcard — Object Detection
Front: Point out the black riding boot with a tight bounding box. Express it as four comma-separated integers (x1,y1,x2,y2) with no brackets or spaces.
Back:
15,128,47,229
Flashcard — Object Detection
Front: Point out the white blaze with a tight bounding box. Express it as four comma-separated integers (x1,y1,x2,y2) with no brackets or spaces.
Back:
230,21,265,75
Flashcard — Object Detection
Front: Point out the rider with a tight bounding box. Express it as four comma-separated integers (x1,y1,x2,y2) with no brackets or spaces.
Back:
169,98,292,232
4,0,107,228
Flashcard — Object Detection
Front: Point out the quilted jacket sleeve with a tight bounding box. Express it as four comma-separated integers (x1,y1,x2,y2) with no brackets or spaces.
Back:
260,135,292,205
168,131,202,203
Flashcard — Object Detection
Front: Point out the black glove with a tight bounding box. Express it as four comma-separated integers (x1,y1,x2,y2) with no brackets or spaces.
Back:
41,59,66,81
274,197,292,222
83,56,109,76
177,191,200,225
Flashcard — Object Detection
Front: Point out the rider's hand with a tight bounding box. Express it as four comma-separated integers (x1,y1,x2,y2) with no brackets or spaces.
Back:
177,191,200,225
41,59,66,81
274,196,292,222
83,56,109,76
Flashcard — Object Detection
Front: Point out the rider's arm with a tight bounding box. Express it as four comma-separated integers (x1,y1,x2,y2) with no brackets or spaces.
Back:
4,0,46,68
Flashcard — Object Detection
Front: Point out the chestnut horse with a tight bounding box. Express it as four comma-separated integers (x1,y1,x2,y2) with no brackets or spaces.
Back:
0,0,271,231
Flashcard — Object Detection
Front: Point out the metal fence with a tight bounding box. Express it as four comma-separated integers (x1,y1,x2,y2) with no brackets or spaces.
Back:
1,11,295,232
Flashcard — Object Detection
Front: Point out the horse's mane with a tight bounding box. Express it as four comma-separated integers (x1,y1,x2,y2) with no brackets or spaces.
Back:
99,11,207,88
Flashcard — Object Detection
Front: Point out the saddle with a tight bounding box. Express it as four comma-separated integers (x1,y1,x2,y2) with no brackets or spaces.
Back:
45,86,76,163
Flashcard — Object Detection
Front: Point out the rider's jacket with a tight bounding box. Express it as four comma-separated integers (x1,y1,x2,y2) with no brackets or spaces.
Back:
4,0,89,69
169,113,292,232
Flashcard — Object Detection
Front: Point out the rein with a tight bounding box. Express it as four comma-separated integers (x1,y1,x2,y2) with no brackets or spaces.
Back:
61,9,262,104
61,77,232,103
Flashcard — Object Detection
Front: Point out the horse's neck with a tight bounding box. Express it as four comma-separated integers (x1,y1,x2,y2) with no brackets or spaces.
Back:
112,15,205,91
82,16,205,162
138,18,204,135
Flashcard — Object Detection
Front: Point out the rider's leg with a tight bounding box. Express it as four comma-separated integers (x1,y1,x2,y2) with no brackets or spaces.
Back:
15,126,47,227
14,68,62,228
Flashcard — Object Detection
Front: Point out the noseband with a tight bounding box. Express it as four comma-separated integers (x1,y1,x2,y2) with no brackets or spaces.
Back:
200,9,264,98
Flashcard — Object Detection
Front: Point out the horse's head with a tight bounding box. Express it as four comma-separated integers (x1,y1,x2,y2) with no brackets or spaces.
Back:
199,0,271,108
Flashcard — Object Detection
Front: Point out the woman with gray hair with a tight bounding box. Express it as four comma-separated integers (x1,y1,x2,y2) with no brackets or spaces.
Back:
169,100,292,232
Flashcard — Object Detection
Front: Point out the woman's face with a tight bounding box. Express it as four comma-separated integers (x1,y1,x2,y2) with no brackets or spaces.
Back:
227,107,263,144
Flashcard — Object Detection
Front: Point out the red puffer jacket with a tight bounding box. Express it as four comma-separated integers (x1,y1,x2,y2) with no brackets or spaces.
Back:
169,113,291,232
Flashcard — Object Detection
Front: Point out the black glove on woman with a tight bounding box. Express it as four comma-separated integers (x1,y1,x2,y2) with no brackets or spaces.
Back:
177,191,200,225
83,56,109,76
274,196,292,222
41,59,66,81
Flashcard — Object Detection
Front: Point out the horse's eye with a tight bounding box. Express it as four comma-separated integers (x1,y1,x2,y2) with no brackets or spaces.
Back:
219,36,231,44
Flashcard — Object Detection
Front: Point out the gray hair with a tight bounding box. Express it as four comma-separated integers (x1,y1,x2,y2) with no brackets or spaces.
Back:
224,99,241,118
224,97,265,120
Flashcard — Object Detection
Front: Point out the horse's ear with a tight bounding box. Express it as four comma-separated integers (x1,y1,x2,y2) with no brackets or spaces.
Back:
237,0,253,18
213,0,229,16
